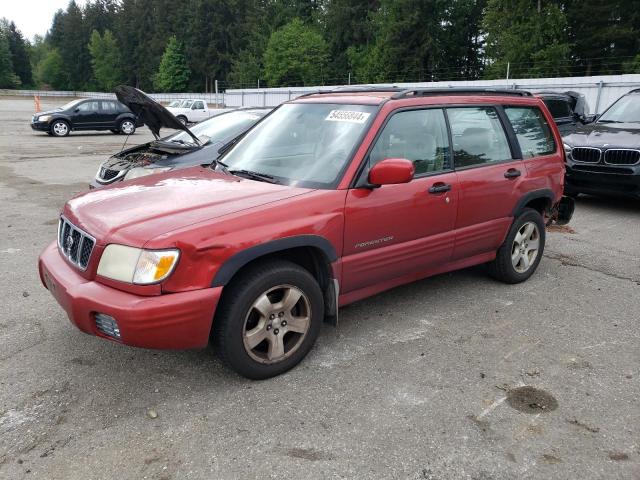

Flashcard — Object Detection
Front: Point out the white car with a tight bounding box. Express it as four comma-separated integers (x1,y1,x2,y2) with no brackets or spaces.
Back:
166,99,233,124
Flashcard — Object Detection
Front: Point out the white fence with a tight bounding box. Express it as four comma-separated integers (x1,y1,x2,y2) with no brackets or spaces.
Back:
224,74,640,113
3,74,640,113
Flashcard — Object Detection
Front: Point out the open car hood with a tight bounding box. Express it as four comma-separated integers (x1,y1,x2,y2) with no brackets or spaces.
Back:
114,85,199,144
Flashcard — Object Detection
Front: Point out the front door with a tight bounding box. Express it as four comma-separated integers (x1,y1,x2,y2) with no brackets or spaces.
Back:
191,100,207,121
74,100,101,129
342,108,459,294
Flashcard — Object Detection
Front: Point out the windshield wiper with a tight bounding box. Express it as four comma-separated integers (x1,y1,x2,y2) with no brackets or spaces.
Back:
229,169,277,183
598,120,622,123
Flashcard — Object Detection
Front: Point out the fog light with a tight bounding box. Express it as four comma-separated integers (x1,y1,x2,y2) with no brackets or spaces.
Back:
94,313,121,340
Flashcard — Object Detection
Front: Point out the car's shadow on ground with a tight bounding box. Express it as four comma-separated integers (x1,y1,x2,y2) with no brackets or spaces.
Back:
575,193,640,212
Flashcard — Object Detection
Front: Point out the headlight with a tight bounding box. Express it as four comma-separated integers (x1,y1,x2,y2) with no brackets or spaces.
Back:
123,166,172,181
563,143,572,155
97,245,179,284
39,115,52,122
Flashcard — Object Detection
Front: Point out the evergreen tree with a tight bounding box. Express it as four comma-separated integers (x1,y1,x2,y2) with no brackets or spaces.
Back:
0,28,19,88
483,0,571,79
88,29,123,90
263,18,329,86
4,20,33,86
153,36,190,92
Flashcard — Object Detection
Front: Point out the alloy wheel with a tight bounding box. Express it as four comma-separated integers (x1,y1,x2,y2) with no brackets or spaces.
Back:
53,122,68,136
242,284,311,364
120,120,135,134
511,221,540,273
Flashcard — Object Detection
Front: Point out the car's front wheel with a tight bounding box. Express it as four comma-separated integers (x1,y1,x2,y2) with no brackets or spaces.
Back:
177,115,187,125
50,120,70,137
118,119,136,135
212,260,323,379
488,208,546,284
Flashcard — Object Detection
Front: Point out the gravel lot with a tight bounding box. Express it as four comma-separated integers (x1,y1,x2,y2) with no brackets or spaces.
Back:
0,96,639,480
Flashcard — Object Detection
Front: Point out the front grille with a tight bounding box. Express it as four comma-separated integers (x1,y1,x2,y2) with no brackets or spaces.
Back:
572,147,601,163
99,167,122,182
604,149,640,166
57,216,96,270
571,164,635,175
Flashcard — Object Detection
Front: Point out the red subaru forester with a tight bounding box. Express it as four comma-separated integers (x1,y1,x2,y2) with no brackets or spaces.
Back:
39,87,573,379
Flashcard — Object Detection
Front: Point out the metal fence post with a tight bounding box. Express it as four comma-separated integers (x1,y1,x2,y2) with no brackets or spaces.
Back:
263,91,266,107
241,91,244,107
594,80,604,113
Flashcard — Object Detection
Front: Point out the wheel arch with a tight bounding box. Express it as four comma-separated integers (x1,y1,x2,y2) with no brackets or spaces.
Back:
512,189,555,217
211,235,338,289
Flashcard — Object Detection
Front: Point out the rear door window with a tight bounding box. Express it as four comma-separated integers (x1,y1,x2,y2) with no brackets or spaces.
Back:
505,107,556,158
446,107,512,168
192,101,205,109
77,101,99,112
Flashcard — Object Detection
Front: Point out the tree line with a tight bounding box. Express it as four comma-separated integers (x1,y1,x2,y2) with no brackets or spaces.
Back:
1,0,640,92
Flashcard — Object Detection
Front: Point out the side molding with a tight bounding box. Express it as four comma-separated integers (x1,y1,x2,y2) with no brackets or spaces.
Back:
211,235,338,287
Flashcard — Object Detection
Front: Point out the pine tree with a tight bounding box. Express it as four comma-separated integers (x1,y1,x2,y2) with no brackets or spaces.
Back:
153,36,190,92
0,28,19,88
4,20,33,86
88,29,123,90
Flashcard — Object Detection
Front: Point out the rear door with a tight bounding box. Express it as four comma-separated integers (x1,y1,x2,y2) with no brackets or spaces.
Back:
446,106,522,261
98,101,120,128
74,100,101,129
342,108,459,294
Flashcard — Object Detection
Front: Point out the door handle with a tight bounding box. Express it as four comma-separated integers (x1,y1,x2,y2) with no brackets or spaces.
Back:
428,182,452,194
504,168,521,179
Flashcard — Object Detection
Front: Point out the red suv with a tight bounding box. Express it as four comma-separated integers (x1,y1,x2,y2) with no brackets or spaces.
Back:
38,88,573,379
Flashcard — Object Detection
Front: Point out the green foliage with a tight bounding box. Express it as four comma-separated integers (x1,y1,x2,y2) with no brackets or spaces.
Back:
483,0,571,79
36,49,67,89
263,18,329,86
3,19,33,86
153,36,190,92
88,29,123,90
0,28,20,88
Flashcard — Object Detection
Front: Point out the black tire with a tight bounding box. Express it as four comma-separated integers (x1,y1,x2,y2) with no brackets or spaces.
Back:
118,119,136,135
212,260,324,379
110,129,119,134
177,115,188,125
564,185,580,198
46,131,53,136
487,208,546,284
50,120,70,137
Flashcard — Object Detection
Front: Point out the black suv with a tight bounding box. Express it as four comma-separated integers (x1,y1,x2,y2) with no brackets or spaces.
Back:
563,89,640,198
535,91,591,136
31,98,142,137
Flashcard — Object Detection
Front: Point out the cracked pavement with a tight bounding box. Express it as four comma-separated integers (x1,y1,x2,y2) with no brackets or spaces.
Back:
1,97,639,479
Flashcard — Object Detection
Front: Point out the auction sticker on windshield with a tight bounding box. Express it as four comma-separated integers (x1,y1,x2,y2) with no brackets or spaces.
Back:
325,110,371,123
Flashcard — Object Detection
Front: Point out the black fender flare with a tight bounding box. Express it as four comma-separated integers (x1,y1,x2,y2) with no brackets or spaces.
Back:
211,235,338,287
511,189,555,217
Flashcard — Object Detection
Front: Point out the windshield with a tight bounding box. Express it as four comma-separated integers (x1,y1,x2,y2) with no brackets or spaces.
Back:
220,103,376,188
599,94,640,123
180,100,194,108
169,110,265,144
60,99,84,110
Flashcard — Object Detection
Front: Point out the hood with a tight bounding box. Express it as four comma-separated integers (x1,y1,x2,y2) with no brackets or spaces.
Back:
35,109,61,116
64,167,313,246
114,85,199,143
564,122,640,149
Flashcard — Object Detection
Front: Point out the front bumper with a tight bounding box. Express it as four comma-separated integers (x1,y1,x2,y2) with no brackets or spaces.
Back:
566,163,640,198
31,121,50,132
38,241,222,349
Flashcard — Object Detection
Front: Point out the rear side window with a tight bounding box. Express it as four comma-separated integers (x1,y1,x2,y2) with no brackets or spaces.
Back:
370,109,450,175
543,99,572,119
192,101,205,109
447,107,512,168
100,101,118,113
505,107,556,158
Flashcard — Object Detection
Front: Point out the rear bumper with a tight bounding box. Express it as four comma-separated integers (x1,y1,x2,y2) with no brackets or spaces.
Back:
566,165,640,198
38,241,221,349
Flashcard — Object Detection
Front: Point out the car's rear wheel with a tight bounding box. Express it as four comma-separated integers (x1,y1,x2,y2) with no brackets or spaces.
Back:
488,208,545,284
212,260,323,379
118,119,136,135
50,120,70,137
177,115,187,125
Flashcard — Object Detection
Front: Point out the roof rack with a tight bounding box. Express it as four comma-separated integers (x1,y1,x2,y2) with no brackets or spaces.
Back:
391,88,532,99
296,86,403,98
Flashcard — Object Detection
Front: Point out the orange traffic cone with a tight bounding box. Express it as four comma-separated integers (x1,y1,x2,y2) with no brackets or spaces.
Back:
34,95,41,113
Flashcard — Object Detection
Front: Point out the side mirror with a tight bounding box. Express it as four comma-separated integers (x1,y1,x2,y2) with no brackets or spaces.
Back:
583,114,598,124
74,108,80,113
368,158,415,186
